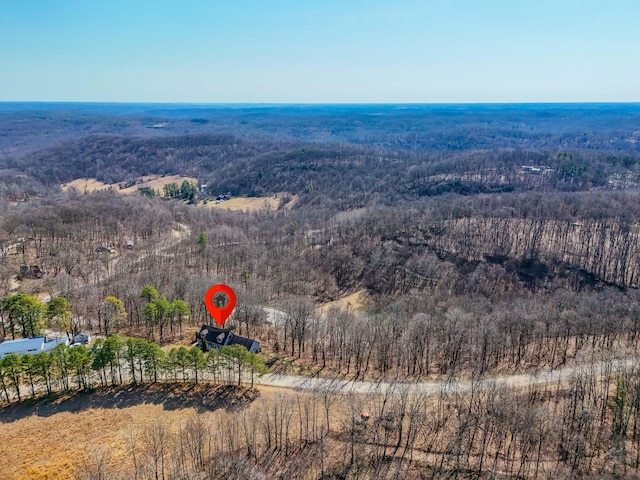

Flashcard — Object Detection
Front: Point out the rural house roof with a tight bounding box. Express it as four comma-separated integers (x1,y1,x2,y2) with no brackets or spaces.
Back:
0,336,69,358
197,325,260,353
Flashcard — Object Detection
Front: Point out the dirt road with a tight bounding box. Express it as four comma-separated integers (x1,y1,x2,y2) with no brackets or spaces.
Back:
256,357,637,395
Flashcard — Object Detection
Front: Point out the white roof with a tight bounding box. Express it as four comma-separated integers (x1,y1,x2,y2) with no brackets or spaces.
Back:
0,336,69,357
43,337,69,352
0,337,46,355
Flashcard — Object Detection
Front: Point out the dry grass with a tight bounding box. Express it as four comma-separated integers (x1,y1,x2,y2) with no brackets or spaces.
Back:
318,290,367,315
60,178,299,213
0,383,357,480
118,175,197,194
0,403,136,479
61,175,197,196
61,178,111,193
160,334,198,351
0,384,262,480
202,193,297,212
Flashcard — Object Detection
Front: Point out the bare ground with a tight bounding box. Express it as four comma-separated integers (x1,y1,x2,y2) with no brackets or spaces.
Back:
0,383,259,480
318,290,368,315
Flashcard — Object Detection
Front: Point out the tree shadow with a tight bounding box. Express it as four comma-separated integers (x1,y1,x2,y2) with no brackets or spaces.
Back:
0,382,259,423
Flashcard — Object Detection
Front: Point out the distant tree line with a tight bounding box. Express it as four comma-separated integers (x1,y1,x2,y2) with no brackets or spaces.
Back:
3,127,640,207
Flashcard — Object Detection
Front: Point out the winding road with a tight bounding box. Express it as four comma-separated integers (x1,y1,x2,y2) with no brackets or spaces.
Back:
6,355,637,403
255,357,638,395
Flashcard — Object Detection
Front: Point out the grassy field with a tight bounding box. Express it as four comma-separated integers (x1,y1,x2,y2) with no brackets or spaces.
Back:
318,290,367,315
60,179,297,213
118,175,198,194
60,178,111,193
201,193,297,212
0,384,262,480
61,175,198,195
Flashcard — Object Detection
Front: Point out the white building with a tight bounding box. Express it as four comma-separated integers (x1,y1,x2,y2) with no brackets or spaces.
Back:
0,336,69,358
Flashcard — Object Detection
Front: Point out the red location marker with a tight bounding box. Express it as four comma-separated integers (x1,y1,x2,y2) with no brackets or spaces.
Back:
204,284,237,327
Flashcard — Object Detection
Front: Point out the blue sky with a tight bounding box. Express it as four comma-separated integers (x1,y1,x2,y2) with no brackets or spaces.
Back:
1,1,639,103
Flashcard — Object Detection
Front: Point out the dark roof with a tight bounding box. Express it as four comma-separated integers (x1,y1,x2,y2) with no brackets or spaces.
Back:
198,325,232,347
229,335,256,351
198,325,260,353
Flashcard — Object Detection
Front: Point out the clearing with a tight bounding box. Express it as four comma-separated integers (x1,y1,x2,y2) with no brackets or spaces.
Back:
61,175,197,195
60,178,110,193
118,175,198,194
318,290,367,315
0,383,260,480
201,193,297,212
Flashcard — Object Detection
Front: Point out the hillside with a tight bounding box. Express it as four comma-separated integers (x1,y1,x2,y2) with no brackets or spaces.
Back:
2,104,640,204
3,103,640,478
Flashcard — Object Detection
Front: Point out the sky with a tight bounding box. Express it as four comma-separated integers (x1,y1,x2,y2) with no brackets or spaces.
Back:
1,0,639,103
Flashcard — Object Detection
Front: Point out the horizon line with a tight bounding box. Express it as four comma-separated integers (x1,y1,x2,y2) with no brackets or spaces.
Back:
1,100,640,107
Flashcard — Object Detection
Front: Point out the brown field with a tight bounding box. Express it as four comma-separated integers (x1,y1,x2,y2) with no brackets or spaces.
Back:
118,175,198,194
0,384,263,480
60,178,111,193
61,175,197,195
318,290,367,315
60,179,298,214
202,193,297,212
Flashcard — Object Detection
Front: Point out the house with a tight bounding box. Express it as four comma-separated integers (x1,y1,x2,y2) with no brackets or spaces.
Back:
196,325,260,353
0,336,69,358
521,165,554,175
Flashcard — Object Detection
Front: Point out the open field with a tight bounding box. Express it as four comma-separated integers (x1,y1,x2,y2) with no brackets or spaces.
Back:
0,384,262,480
60,178,111,193
202,193,297,212
60,178,296,212
118,174,198,194
318,290,367,315
61,175,197,195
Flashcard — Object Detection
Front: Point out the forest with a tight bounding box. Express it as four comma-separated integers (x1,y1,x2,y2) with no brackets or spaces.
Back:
2,103,640,479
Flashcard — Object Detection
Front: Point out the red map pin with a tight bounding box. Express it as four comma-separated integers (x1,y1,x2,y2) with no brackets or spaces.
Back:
204,284,237,327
